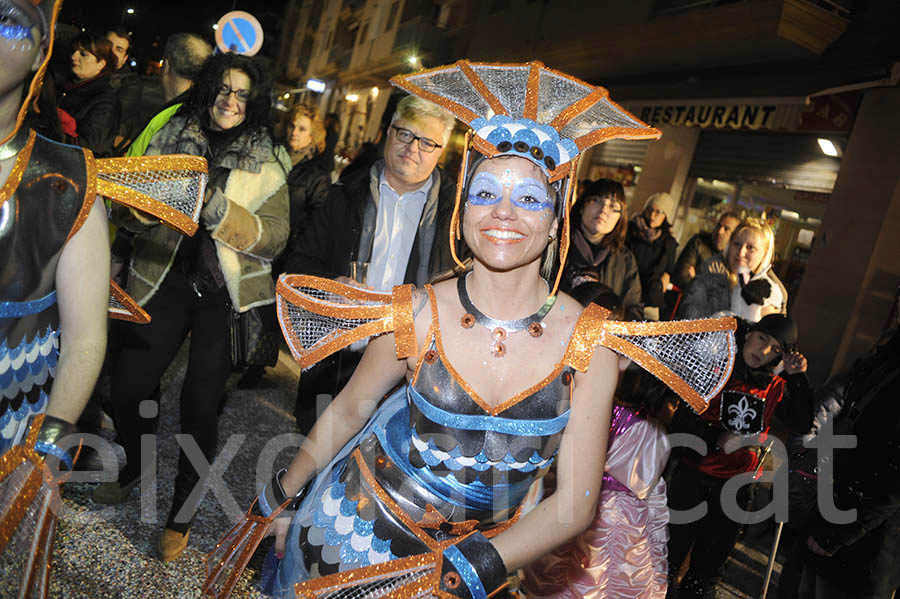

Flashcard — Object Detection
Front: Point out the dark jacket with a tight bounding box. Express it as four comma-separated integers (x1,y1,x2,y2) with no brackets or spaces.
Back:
561,227,643,320
286,155,331,243
670,321,814,475
673,231,717,291
284,160,456,287
57,74,120,156
626,217,678,310
109,67,143,150
808,331,900,595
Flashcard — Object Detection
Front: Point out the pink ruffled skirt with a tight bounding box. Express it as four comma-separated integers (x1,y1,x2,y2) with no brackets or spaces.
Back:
522,479,669,599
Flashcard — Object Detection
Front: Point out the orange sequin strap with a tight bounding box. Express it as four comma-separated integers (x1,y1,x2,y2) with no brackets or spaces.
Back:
95,155,208,236
276,275,418,369
108,279,150,324
294,553,439,599
0,130,35,211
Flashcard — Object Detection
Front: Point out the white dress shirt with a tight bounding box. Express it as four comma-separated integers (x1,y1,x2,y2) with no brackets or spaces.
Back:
367,172,433,291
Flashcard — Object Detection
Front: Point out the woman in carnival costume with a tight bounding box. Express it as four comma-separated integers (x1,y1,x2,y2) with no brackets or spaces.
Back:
0,0,206,595
204,60,737,599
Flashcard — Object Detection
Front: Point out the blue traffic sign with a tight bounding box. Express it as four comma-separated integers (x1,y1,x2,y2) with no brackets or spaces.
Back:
215,11,264,56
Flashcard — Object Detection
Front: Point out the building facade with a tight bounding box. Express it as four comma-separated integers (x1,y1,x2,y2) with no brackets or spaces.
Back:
276,0,899,383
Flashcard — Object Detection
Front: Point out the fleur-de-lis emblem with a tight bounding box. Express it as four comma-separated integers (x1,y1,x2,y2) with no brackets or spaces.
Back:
727,396,758,431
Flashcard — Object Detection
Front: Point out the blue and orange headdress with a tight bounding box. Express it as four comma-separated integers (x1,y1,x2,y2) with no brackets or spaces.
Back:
390,60,661,295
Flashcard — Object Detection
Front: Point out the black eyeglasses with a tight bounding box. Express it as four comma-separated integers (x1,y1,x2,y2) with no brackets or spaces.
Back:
391,125,442,153
216,84,251,103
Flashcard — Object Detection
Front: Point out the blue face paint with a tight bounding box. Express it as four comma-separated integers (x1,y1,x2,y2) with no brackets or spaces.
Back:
511,178,552,212
0,2,36,43
467,172,504,207
467,171,552,212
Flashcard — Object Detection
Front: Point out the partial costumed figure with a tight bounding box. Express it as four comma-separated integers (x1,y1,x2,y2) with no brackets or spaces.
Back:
0,1,206,595
202,60,736,599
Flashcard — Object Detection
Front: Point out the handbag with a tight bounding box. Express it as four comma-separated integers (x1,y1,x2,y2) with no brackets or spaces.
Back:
230,303,280,368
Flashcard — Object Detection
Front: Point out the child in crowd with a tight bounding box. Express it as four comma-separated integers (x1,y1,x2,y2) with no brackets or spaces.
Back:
522,283,674,598
665,314,814,599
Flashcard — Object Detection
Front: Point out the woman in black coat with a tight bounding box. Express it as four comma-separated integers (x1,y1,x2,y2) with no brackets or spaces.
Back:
57,32,119,156
560,179,643,320
626,192,678,319
277,103,331,270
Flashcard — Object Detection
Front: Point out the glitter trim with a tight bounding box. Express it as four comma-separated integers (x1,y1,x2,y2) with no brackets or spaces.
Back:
444,544,488,599
425,285,573,416
457,61,507,118
66,147,98,243
562,304,611,372
0,414,45,553
353,449,439,551
294,553,438,599
450,130,471,271
108,279,151,324
392,285,417,360
524,62,540,120
409,385,569,435
411,324,435,387
202,499,289,598
94,154,208,237
0,129,35,211
0,290,56,318
603,316,736,337
276,275,395,368
548,87,608,131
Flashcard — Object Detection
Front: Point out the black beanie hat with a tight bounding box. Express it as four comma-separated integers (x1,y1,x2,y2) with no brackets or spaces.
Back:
750,314,798,352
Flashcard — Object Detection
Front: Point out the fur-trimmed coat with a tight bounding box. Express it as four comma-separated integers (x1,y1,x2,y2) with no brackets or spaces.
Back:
121,114,290,312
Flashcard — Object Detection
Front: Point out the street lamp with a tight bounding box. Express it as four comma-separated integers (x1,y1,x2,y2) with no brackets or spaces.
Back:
126,7,135,14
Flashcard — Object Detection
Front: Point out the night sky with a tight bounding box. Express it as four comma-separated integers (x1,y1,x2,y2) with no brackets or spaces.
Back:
57,0,289,65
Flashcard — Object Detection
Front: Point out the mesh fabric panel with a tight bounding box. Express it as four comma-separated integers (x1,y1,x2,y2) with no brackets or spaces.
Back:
0,459,55,596
280,286,391,365
312,565,434,599
537,70,592,125
99,168,206,223
471,65,530,118
560,97,645,140
407,68,492,119
615,327,735,404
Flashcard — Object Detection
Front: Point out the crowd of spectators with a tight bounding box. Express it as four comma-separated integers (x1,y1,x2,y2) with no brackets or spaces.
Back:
25,26,896,598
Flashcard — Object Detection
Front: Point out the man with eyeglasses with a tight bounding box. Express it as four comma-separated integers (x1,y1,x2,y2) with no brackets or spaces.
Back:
284,94,458,434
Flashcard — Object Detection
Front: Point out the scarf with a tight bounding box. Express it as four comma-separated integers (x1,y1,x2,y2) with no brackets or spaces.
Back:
631,214,663,243
572,228,611,267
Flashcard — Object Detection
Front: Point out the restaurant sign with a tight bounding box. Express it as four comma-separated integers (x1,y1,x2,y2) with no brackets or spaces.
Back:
627,94,856,133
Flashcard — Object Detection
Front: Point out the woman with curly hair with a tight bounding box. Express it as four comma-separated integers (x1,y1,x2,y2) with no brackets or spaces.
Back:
280,103,331,262
94,53,290,562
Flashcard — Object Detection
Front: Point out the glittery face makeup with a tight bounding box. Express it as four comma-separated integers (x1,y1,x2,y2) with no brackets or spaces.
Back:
0,1,36,45
467,170,552,212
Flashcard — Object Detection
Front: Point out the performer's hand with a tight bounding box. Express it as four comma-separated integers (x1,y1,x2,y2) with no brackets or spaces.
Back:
687,265,696,279
270,517,291,560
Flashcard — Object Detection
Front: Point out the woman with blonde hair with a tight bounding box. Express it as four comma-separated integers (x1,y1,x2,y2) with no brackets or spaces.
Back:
679,217,787,322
